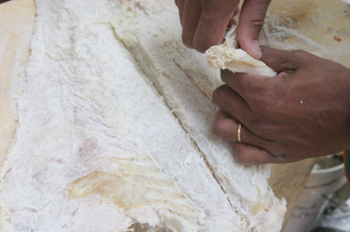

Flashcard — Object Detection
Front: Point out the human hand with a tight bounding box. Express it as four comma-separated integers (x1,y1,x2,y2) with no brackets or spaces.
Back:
174,0,271,59
212,46,350,164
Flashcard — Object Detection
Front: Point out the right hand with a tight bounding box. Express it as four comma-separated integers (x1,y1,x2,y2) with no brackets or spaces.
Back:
175,0,272,59
212,46,350,164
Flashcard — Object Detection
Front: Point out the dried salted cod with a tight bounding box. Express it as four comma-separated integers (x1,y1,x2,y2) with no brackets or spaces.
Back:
0,0,286,231
0,0,238,231
205,26,276,77
108,0,285,232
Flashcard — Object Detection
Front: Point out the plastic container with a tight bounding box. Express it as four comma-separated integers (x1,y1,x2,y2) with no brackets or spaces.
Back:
283,162,347,232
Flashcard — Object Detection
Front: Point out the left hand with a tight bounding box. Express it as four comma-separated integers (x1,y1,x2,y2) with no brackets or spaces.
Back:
212,46,350,164
174,0,271,58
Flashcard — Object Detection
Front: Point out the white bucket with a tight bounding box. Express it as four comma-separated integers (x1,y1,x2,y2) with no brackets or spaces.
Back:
283,162,347,232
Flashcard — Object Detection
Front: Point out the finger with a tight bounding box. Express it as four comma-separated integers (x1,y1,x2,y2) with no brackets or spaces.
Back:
238,0,272,59
193,0,240,52
231,143,278,165
220,46,311,100
213,110,240,142
175,0,185,26
213,110,269,147
260,46,309,72
220,69,273,104
212,85,251,125
181,0,202,48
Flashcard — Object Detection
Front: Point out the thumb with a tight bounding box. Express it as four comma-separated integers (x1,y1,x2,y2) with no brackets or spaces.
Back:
238,0,271,59
260,46,308,73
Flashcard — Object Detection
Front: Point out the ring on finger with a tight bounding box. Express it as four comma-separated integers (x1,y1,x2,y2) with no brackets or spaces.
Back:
237,122,242,143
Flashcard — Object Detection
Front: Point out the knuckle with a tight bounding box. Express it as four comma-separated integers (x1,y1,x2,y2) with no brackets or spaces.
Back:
259,94,273,108
251,86,277,111
239,19,265,39
249,19,265,30
251,88,268,107
249,119,270,135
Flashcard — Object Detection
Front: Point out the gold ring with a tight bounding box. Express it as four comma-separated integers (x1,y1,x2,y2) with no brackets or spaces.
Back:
237,123,242,143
